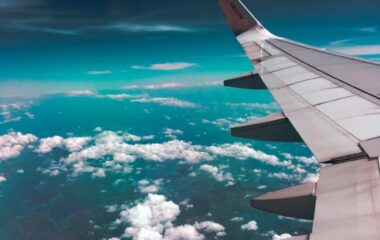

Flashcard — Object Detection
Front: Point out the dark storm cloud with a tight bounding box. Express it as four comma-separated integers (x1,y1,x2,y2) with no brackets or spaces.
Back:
0,0,379,38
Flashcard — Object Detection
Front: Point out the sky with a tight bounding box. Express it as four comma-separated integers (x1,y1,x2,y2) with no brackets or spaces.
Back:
0,0,380,96
1,0,380,240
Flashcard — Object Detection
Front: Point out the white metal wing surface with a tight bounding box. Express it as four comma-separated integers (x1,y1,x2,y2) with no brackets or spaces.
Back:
218,1,380,239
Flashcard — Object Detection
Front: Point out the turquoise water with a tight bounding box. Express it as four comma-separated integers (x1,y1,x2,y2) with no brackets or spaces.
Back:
0,84,317,239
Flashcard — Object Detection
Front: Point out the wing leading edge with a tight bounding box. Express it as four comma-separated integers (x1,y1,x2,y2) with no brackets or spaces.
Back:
218,0,380,239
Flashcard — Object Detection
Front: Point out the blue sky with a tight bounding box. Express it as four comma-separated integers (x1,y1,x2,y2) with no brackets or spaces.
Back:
0,0,380,97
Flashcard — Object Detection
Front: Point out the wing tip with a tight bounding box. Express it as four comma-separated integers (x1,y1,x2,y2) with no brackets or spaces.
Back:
218,0,266,35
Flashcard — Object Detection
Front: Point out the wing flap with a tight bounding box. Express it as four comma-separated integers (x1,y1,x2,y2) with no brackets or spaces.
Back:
311,159,380,240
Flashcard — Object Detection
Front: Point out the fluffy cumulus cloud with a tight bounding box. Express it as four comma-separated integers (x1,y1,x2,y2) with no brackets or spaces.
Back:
132,62,197,71
31,131,282,179
163,128,183,139
36,136,91,153
0,176,6,183
138,179,163,194
164,225,204,240
0,132,38,161
119,194,180,239
241,220,258,231
206,143,280,166
132,97,197,108
204,116,258,132
194,221,226,237
303,173,319,183
200,164,234,185
110,194,225,240
273,233,292,240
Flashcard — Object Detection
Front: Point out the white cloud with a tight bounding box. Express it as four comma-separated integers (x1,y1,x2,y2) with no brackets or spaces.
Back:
163,128,183,139
207,116,258,131
0,102,30,125
303,173,319,183
106,23,192,33
226,102,279,111
0,132,38,161
164,225,204,240
35,131,281,178
25,112,35,119
294,156,317,164
332,45,380,55
62,132,211,176
128,140,211,164
87,70,112,75
132,97,197,108
100,93,136,100
206,143,280,166
120,194,181,239
67,89,94,96
194,221,225,236
94,127,102,132
132,62,197,71
273,233,292,240
37,136,64,153
0,176,6,183
124,133,154,142
109,194,225,240
360,27,377,33
123,81,221,90
179,199,194,210
241,220,258,231
64,137,92,152
92,168,106,178
231,217,244,222
269,172,292,180
37,136,91,153
200,164,234,184
140,83,185,90
138,179,163,194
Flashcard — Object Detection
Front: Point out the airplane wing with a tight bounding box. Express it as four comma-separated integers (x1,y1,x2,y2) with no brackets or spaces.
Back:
218,1,380,239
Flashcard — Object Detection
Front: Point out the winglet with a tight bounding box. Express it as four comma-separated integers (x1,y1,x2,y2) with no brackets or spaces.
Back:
218,0,264,35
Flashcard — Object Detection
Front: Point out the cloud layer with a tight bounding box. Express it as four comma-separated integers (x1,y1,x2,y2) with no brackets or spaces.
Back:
132,62,197,71
110,194,225,240
0,132,38,161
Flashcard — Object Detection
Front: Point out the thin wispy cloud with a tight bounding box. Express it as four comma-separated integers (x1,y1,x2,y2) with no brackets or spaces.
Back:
67,89,94,96
87,70,112,75
8,18,80,35
132,62,197,71
123,81,220,90
331,45,380,55
359,27,378,33
132,97,197,108
105,23,193,33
